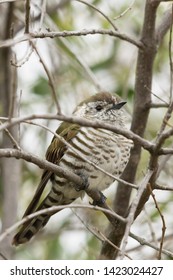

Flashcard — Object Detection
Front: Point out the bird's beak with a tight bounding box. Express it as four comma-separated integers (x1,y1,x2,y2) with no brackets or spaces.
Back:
111,101,127,110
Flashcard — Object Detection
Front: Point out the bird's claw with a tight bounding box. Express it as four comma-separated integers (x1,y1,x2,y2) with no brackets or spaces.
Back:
90,191,107,206
75,172,89,192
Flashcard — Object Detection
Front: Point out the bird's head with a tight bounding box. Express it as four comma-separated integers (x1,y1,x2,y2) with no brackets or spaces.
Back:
73,92,126,126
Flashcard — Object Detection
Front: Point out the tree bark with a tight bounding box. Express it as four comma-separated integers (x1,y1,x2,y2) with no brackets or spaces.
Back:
100,0,161,259
0,3,21,259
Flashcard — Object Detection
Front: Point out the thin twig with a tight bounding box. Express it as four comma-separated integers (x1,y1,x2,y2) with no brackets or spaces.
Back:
75,0,118,31
129,232,173,259
99,230,132,260
30,41,61,114
0,252,8,260
155,11,173,140
145,85,169,106
144,207,158,245
119,170,154,259
0,113,154,153
72,209,130,260
156,7,173,45
114,0,136,21
39,0,47,30
45,12,102,90
0,34,30,48
0,204,126,244
155,183,173,191
71,209,103,242
0,121,20,149
147,184,166,260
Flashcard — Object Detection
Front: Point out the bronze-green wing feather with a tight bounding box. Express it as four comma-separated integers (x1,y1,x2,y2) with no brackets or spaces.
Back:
12,122,80,245
20,122,80,218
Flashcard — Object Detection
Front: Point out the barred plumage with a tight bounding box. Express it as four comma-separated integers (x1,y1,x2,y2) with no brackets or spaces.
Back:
13,92,132,245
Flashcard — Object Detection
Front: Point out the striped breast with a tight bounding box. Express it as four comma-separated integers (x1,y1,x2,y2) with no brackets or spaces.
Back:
49,126,132,204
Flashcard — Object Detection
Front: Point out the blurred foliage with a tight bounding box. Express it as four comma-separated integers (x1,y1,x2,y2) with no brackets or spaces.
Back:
32,77,51,96
0,0,173,260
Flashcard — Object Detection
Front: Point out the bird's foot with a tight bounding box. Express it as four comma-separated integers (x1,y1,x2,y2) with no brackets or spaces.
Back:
75,172,89,192
89,190,107,206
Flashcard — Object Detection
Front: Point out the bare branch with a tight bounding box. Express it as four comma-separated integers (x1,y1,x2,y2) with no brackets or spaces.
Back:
150,102,169,108
31,41,61,113
114,0,136,21
75,0,118,31
0,113,154,153
147,184,166,260
119,170,154,259
0,29,143,49
98,230,132,260
0,34,30,48
38,0,47,30
130,232,173,259
0,0,21,3
151,0,173,3
156,7,173,45
0,148,84,187
0,204,126,244
100,0,162,259
0,121,20,149
155,184,173,191
158,147,173,155
25,0,30,33
30,30,143,49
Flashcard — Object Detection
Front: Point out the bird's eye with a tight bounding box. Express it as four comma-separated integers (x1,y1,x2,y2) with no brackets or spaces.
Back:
95,104,103,111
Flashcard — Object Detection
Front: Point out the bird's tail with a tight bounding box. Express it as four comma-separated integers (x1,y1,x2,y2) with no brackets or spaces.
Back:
12,206,54,246
12,191,63,246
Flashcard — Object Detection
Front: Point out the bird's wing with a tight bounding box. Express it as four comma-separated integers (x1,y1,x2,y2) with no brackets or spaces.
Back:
22,122,80,217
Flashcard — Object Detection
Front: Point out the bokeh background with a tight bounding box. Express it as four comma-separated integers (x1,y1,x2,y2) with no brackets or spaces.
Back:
0,0,173,260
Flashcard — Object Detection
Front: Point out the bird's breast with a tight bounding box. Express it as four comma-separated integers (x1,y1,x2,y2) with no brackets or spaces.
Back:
56,127,131,193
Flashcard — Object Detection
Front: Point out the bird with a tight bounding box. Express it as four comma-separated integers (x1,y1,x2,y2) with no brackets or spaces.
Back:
12,92,132,246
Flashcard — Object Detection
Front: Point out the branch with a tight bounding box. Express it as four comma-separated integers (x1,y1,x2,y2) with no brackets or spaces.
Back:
130,232,173,259
114,0,135,21
151,0,173,3
158,147,173,155
25,0,30,33
119,170,154,259
0,29,143,49
0,34,30,48
0,148,84,187
150,102,169,108
156,7,173,45
100,0,161,260
0,113,154,153
75,0,118,31
155,183,173,191
147,184,166,260
0,0,20,2
0,116,138,190
98,230,132,260
30,41,61,113
30,30,143,49
0,204,126,244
